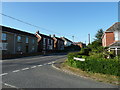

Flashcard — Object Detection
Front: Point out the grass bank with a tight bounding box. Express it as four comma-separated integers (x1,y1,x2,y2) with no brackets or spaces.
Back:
60,60,119,85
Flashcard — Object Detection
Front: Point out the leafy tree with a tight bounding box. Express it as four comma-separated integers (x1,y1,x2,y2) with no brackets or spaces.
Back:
95,29,104,43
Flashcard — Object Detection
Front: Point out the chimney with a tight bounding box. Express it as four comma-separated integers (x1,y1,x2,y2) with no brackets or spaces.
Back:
36,30,40,34
53,34,55,37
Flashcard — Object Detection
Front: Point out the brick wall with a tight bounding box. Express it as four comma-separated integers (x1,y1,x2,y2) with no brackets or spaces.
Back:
102,32,115,47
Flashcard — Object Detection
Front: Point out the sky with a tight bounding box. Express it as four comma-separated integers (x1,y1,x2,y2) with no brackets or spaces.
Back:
1,2,118,44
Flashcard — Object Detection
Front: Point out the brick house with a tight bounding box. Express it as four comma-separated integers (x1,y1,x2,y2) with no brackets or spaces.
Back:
53,35,64,51
35,31,54,53
61,37,73,47
0,25,38,55
74,42,86,48
102,22,120,56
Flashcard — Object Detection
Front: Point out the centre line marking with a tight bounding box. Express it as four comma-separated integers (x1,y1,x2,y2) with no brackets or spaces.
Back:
22,68,29,71
38,65,42,67
47,62,52,65
31,66,37,68
43,63,47,65
12,70,20,73
0,73,8,76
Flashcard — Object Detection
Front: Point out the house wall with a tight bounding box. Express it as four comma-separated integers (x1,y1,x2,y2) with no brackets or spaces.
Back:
102,32,114,47
118,30,120,41
53,37,64,50
64,41,72,47
2,31,14,54
37,34,54,52
1,31,37,55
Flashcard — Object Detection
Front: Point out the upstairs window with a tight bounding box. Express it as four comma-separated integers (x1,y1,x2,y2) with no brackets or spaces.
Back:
114,31,118,41
32,39,35,44
17,36,21,42
26,37,29,43
49,39,52,45
43,38,46,45
2,33,7,41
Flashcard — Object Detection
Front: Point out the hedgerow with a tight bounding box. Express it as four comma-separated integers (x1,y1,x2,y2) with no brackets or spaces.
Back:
67,52,119,76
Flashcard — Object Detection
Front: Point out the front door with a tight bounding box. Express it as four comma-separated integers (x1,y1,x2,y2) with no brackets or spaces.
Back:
26,45,28,53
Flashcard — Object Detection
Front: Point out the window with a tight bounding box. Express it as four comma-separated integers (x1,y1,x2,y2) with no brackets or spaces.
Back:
43,38,46,45
0,43,7,50
114,31,118,41
32,46,35,51
17,45,22,51
2,33,7,40
26,37,29,43
49,39,52,45
17,36,21,42
32,39,35,44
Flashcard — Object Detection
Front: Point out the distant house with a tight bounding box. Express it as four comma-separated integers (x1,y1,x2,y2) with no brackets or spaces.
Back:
61,37,73,47
0,25,38,55
53,35,64,51
102,22,120,56
35,31,54,52
74,42,86,48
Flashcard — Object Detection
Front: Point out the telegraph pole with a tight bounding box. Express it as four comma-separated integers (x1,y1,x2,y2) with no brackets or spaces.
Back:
88,34,90,45
72,36,74,43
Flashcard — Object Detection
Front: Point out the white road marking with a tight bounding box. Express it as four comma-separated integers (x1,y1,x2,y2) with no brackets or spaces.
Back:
22,68,29,71
52,61,55,64
38,65,42,67
0,73,8,76
4,83,18,88
12,70,20,73
47,62,52,65
43,63,47,65
31,66,37,68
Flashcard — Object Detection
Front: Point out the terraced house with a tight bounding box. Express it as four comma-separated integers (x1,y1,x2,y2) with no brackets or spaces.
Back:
53,35,64,51
0,25,38,55
61,37,73,47
102,22,120,56
35,31,54,53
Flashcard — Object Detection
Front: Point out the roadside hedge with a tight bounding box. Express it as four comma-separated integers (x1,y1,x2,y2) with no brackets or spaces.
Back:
67,52,119,76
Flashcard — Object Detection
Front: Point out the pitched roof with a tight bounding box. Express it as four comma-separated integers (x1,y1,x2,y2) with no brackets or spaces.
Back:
109,41,120,46
54,36,64,41
1,25,36,37
61,37,73,43
106,22,120,32
101,22,120,38
36,31,53,39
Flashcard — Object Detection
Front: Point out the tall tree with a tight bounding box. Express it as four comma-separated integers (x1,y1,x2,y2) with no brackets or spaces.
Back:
95,29,104,42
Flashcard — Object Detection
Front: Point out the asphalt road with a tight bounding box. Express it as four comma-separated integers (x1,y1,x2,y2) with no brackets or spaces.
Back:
1,54,118,89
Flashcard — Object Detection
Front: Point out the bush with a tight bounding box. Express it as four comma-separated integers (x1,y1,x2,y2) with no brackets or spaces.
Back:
80,48,91,56
67,52,119,76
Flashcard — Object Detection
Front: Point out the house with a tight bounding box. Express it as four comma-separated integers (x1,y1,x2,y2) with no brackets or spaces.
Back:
53,35,64,51
102,22,120,56
0,25,38,55
61,37,73,47
74,42,86,48
35,31,54,53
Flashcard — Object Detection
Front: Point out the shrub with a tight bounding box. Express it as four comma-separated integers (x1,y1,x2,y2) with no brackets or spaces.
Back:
67,52,119,76
80,48,91,56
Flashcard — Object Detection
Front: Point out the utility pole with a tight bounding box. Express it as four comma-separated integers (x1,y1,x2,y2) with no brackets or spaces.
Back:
72,36,74,43
85,41,86,45
88,34,90,45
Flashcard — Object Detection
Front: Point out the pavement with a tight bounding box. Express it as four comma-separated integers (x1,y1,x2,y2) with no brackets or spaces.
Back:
0,54,119,89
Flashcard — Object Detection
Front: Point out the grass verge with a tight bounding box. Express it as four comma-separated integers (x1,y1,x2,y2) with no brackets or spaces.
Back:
59,60,119,85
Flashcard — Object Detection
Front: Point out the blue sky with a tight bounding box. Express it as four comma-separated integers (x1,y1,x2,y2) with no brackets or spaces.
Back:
1,2,118,44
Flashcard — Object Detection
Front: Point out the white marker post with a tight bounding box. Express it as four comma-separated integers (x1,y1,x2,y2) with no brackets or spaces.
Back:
73,57,85,61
